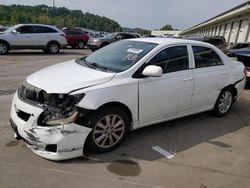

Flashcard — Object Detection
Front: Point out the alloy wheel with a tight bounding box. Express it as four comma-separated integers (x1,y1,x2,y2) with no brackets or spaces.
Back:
93,114,125,149
0,43,8,54
218,90,233,114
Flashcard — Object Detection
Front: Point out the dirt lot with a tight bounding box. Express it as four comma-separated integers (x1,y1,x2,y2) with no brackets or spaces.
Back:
0,49,250,188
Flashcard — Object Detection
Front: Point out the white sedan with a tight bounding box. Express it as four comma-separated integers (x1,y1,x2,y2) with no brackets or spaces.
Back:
10,38,246,160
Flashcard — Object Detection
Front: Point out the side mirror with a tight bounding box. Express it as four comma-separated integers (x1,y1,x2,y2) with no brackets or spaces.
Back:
116,35,123,40
142,65,162,77
12,30,17,34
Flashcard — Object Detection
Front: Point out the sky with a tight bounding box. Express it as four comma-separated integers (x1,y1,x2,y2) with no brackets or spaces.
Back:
0,0,248,30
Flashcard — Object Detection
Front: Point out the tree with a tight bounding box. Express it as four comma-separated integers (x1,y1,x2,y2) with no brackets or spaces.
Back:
0,4,122,32
160,24,174,30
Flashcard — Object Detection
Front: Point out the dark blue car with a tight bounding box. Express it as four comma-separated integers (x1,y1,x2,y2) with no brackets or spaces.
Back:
228,47,250,84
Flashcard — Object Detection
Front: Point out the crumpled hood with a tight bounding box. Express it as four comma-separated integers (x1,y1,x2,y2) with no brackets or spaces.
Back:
26,60,115,93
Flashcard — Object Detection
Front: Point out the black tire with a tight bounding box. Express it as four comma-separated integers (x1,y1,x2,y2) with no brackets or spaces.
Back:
101,42,109,48
47,42,60,54
0,41,9,55
212,88,234,116
90,48,96,52
84,106,130,153
77,40,86,49
71,45,76,49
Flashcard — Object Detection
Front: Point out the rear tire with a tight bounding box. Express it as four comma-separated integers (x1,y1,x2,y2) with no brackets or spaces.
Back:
0,41,9,55
47,42,60,54
84,106,129,153
101,42,109,48
77,40,86,49
212,88,234,116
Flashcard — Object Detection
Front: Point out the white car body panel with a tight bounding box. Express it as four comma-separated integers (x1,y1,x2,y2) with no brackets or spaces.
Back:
27,61,115,93
10,38,246,160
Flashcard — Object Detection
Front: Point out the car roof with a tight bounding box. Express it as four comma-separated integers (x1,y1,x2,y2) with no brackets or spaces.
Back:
15,23,57,28
128,37,211,46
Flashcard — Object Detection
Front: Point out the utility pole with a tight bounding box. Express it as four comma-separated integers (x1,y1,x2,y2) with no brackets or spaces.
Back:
53,0,55,8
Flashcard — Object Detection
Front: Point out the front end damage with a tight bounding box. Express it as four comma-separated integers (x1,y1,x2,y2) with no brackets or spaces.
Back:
10,82,92,161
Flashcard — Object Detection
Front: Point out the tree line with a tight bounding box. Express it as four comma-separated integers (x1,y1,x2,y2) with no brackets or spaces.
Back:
0,4,122,32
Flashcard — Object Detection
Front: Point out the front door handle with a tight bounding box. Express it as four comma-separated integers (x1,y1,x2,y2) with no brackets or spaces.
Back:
219,71,227,75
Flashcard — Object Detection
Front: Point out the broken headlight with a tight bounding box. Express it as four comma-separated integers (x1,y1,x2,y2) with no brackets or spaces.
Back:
38,94,85,126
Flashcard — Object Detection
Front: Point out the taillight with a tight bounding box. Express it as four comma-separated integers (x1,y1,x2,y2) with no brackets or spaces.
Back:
244,67,249,76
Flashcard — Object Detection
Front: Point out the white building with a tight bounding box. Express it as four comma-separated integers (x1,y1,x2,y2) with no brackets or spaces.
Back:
151,30,182,37
180,1,250,44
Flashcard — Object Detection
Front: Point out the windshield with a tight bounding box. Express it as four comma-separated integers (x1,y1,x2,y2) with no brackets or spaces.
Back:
4,26,16,33
76,40,157,73
105,33,116,39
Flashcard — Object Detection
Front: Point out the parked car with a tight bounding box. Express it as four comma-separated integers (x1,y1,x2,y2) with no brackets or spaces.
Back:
63,29,89,49
185,36,227,53
87,32,138,51
228,47,250,83
228,42,250,50
0,24,67,54
10,38,246,160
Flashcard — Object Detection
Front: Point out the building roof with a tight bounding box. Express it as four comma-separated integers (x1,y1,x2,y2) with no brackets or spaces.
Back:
181,1,250,35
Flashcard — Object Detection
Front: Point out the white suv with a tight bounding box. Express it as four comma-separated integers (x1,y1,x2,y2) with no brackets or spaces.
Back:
0,24,67,54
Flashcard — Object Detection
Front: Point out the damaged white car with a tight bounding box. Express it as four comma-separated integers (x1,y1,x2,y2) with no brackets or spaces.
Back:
10,38,246,160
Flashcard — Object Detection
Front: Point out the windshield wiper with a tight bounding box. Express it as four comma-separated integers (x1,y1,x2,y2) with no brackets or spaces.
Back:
76,57,111,72
87,62,110,72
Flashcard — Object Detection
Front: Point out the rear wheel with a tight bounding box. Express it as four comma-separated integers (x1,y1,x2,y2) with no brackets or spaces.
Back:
77,40,85,49
213,88,234,116
101,42,109,48
85,106,129,152
47,42,60,54
0,41,9,55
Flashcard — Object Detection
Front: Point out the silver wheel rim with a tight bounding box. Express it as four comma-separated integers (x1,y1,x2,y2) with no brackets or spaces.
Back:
50,44,59,53
78,42,84,48
93,114,125,149
218,91,232,114
0,43,7,54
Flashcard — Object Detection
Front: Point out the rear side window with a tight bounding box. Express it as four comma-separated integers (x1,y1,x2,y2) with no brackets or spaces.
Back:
192,46,223,68
149,46,189,73
205,38,224,46
32,26,57,33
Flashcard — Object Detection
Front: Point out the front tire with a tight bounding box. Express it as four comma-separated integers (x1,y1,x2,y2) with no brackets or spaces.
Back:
213,88,234,116
47,42,60,54
85,106,129,152
0,41,9,55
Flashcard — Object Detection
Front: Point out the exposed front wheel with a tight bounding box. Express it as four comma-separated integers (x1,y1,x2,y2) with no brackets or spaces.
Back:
85,106,129,152
0,42,9,55
213,88,234,116
47,42,60,54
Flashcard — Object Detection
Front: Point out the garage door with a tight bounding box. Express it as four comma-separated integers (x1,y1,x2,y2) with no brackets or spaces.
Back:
224,23,231,42
237,20,249,42
229,22,239,43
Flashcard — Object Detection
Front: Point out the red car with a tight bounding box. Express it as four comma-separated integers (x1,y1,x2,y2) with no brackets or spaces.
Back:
64,30,89,49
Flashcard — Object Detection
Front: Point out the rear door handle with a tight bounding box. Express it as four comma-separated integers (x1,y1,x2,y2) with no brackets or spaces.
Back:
183,77,194,81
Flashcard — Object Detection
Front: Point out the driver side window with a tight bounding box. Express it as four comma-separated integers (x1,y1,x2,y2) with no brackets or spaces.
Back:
149,45,189,73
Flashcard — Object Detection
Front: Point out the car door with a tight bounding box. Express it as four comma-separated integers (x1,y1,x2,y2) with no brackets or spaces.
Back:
190,45,229,111
32,26,57,47
138,45,194,125
10,25,33,47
